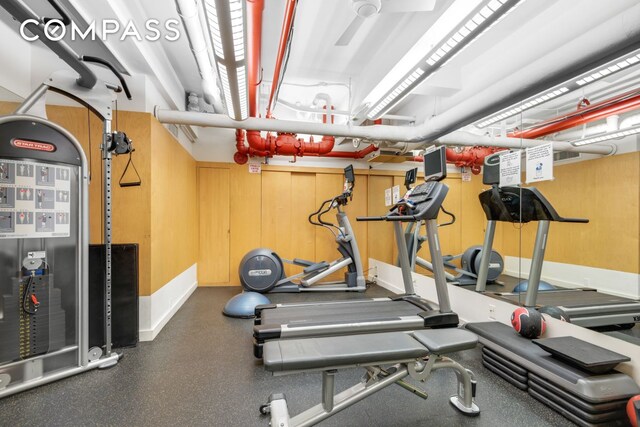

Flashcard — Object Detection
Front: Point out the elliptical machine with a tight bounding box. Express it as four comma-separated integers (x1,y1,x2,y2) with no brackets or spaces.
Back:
238,165,366,293
401,167,504,286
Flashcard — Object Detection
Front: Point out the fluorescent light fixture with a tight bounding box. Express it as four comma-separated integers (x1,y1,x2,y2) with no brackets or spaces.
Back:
476,49,640,128
571,125,640,146
363,0,522,120
203,0,249,120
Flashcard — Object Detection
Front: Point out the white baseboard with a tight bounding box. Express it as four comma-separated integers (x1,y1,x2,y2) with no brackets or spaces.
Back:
139,264,198,341
504,257,640,299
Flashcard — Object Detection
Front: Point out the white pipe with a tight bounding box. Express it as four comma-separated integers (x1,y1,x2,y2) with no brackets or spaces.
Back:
176,0,224,113
554,123,609,141
312,93,333,124
438,131,616,155
153,108,615,155
620,113,640,129
606,115,620,132
554,112,640,141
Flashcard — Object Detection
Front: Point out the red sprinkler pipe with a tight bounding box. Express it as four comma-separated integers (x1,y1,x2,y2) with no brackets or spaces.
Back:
510,89,640,139
234,129,269,164
233,129,378,164
234,129,336,164
234,0,374,164
266,0,297,118
413,147,506,174
246,0,264,118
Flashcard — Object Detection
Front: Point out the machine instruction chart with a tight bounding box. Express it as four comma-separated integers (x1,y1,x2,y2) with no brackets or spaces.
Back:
525,142,554,183
0,159,71,238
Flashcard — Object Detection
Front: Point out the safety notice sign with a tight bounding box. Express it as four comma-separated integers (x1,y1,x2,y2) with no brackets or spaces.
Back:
499,150,521,187
525,142,554,183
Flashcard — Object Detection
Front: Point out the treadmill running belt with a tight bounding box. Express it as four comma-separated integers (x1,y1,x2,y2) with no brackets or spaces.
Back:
260,300,425,325
495,290,634,307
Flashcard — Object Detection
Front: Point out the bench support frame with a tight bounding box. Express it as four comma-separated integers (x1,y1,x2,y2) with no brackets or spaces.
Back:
265,355,479,427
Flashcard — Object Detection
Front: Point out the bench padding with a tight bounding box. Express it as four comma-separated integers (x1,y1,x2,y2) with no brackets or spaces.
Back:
264,332,428,372
412,328,478,354
263,328,479,373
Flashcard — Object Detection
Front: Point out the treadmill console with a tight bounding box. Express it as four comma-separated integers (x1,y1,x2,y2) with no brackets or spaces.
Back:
479,152,588,223
392,181,448,221
480,186,564,223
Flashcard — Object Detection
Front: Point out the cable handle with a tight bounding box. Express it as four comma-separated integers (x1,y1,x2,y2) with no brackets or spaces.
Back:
80,56,132,99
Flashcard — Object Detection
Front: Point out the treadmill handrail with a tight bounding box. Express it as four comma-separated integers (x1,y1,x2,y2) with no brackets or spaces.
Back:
558,217,589,223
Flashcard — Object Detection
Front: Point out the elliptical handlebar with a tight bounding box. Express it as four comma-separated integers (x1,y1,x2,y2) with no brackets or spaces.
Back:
308,198,333,227
317,197,339,227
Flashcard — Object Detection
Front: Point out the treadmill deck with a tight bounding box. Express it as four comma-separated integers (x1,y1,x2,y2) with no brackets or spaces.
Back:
259,299,426,326
492,289,637,307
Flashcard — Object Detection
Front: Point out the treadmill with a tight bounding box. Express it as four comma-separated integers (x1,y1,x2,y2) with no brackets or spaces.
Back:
253,147,459,357
474,152,640,328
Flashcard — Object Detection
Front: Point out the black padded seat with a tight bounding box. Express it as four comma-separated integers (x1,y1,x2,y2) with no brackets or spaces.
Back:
411,329,477,354
264,332,428,373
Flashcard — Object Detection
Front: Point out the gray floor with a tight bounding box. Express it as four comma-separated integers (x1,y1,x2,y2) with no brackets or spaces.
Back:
0,286,574,427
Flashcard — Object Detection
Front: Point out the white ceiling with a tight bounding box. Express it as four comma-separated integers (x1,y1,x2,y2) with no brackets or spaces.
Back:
2,0,640,148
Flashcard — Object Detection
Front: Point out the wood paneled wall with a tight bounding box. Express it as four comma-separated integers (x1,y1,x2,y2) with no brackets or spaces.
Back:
1,102,198,296
197,163,370,286
150,119,198,295
198,152,639,287
196,163,467,286
493,152,640,273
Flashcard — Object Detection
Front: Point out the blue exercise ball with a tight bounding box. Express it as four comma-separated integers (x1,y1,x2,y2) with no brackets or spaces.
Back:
223,292,271,318
513,280,555,293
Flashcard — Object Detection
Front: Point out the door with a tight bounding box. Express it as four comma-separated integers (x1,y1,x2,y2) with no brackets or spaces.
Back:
198,168,230,284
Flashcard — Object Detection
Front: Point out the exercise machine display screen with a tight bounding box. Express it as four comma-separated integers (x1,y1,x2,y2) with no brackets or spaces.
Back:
424,147,447,182
404,168,417,188
344,165,355,183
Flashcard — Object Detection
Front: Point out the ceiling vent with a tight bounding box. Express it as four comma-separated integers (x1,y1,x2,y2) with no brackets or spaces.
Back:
553,151,581,163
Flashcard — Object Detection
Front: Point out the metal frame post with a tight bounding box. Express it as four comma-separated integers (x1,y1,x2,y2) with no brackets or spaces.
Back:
101,120,114,360
425,219,452,313
394,221,415,295
524,220,550,307
475,220,497,292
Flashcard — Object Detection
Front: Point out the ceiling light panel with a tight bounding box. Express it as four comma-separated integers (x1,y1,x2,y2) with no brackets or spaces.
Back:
571,125,640,146
476,49,640,129
365,0,522,120
203,0,249,120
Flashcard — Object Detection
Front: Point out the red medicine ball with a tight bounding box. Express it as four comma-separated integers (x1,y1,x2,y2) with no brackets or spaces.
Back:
628,395,640,427
511,307,546,339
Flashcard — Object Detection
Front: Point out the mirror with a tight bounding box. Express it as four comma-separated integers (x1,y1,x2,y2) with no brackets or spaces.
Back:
455,68,640,346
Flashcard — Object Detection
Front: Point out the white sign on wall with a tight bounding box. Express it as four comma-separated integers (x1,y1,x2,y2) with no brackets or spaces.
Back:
461,167,472,182
525,142,554,183
499,150,521,187
392,185,401,204
248,162,261,174
384,188,392,206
